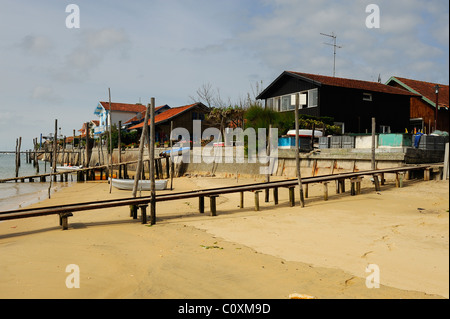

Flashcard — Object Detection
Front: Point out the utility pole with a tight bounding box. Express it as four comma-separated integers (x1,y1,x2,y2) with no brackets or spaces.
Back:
434,84,440,132
320,32,342,77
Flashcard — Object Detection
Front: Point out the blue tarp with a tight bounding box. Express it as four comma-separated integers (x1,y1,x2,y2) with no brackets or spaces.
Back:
414,133,423,148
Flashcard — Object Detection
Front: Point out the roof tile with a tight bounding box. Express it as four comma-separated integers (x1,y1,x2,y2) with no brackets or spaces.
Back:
288,71,418,96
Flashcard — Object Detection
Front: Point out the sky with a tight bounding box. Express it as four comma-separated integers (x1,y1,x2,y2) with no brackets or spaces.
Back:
0,0,448,150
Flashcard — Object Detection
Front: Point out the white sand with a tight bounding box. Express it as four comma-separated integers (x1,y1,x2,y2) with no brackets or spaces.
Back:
0,175,448,299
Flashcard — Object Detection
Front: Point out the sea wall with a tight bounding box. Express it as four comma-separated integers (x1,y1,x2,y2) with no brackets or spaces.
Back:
41,146,445,179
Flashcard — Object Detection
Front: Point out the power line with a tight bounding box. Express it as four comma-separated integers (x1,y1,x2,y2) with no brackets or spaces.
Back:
320,32,342,77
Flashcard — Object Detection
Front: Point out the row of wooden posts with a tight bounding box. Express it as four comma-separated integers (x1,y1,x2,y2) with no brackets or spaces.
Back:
127,167,429,224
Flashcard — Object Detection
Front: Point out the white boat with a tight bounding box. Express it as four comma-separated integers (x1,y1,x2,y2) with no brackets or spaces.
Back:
111,178,168,191
286,129,323,138
55,165,83,172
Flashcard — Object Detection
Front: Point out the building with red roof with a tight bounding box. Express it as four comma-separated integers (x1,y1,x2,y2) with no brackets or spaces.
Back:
386,76,449,133
122,104,171,129
93,101,147,136
128,102,209,144
256,71,419,134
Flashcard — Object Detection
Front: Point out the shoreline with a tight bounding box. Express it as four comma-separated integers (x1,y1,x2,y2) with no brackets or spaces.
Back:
0,179,77,212
0,175,448,299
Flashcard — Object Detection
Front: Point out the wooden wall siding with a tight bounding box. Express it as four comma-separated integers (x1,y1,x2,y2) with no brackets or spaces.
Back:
156,106,209,143
319,86,410,133
389,82,449,132
262,75,320,99
410,97,449,132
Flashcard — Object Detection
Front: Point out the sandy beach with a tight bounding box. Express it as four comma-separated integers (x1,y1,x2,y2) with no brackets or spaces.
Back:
0,174,448,299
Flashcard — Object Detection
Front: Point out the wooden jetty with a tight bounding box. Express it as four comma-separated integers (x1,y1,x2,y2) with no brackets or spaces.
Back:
0,163,444,230
0,157,171,184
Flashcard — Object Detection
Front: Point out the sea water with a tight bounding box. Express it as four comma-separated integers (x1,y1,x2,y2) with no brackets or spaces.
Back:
0,153,75,211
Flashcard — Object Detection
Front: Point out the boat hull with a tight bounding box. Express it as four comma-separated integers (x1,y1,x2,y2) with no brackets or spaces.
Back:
111,179,168,191
55,166,82,172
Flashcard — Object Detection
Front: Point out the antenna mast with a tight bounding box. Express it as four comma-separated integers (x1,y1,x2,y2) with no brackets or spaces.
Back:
320,32,342,77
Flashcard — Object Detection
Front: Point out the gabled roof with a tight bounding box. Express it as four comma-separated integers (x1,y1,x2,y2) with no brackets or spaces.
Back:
386,76,449,109
129,102,208,130
95,101,147,115
256,71,418,100
123,105,171,125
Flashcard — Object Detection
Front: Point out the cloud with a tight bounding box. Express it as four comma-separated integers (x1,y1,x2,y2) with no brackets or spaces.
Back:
53,28,131,81
227,0,448,83
18,35,53,55
30,86,62,103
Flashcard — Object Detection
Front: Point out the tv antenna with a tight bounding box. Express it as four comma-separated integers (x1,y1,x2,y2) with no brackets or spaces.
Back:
320,32,342,77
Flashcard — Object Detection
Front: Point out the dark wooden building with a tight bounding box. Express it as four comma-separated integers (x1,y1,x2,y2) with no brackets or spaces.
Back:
386,76,449,133
256,71,418,134
128,102,209,144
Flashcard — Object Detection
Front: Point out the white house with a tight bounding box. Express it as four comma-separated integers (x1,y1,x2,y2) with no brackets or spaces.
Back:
93,101,147,136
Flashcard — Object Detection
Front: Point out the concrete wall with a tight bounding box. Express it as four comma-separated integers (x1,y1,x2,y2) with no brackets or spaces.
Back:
44,146,446,179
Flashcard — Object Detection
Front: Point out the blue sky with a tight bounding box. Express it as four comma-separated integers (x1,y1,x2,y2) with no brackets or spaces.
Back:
0,0,448,150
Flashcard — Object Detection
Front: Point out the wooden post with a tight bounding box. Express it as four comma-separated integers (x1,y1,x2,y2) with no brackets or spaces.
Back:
240,191,244,208
371,117,376,170
350,178,356,196
424,168,430,181
48,120,58,198
209,195,218,216
294,94,305,207
124,163,128,179
139,204,148,224
273,187,278,205
61,136,66,166
149,98,156,225
158,158,163,179
310,122,315,151
444,143,449,180
170,120,174,190
129,205,137,218
304,184,309,198
108,89,114,193
118,120,122,165
154,159,160,180
199,196,205,214
288,186,295,207
398,172,404,188
72,129,76,162
85,122,89,168
165,157,170,179
265,124,271,203
34,139,39,173
373,174,381,191
15,137,21,178
59,212,73,230
254,190,261,211
132,104,150,197
323,182,329,201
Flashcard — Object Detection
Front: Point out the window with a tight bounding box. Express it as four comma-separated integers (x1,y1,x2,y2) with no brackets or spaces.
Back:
267,98,274,110
192,112,198,120
308,88,318,107
268,88,317,112
281,95,290,112
299,93,307,108
272,97,280,111
334,122,345,134
380,125,391,133
363,93,372,101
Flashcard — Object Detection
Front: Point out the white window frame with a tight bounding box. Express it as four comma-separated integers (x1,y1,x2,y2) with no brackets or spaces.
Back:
334,122,345,134
380,125,391,133
363,93,373,101
308,88,318,108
